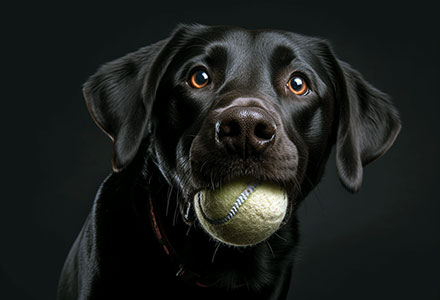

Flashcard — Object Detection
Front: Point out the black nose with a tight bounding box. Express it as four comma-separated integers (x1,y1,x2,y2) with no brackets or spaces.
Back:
215,107,277,155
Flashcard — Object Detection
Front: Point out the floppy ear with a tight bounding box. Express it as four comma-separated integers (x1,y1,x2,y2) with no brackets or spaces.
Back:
82,40,168,172
333,60,401,193
82,24,202,171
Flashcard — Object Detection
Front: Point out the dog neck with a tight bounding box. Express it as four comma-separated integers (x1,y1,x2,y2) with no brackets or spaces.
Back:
147,190,219,288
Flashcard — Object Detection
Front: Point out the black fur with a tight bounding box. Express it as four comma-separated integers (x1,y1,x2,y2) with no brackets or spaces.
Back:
57,24,400,300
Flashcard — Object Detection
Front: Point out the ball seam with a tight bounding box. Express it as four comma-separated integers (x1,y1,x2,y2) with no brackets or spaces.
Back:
198,182,259,225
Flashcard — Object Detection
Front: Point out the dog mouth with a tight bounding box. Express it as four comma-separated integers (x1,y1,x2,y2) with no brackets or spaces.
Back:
183,140,300,238
185,176,294,247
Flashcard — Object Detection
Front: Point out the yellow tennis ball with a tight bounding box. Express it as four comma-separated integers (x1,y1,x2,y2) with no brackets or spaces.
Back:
194,178,288,246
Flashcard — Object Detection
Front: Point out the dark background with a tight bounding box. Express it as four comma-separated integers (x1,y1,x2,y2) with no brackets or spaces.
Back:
2,1,439,299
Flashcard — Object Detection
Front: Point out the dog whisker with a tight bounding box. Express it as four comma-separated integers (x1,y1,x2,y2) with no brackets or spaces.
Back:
274,232,287,242
292,177,303,199
199,160,209,175
212,242,221,263
173,192,180,226
166,184,174,217
186,223,192,236
266,240,275,258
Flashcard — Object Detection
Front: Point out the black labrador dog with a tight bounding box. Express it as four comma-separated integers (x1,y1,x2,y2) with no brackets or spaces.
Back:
57,24,400,300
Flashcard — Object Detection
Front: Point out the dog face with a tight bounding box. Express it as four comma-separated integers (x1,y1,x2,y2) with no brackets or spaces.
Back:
83,24,400,241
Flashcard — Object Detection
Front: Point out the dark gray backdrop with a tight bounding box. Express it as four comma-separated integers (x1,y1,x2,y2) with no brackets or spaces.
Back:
2,1,439,299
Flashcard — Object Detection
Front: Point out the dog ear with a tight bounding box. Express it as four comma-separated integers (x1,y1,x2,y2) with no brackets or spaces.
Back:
312,40,401,192
82,43,162,172
82,25,198,172
333,59,401,193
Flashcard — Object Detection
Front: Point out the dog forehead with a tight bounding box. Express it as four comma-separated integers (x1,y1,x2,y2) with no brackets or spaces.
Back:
179,26,311,64
245,31,303,58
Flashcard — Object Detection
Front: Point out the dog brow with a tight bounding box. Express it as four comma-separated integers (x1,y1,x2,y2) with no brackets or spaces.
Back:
270,45,296,68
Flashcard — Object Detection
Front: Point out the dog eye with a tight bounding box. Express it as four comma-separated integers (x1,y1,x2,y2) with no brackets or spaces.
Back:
287,76,309,95
189,70,210,89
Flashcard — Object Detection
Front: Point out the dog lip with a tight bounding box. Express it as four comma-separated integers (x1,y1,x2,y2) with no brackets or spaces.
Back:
191,175,288,193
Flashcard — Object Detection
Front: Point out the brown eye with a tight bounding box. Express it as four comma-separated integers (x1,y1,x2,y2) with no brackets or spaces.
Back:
287,76,309,95
189,70,210,88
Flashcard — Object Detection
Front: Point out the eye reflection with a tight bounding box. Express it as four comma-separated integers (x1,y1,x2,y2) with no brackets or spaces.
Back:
288,76,308,95
189,70,210,88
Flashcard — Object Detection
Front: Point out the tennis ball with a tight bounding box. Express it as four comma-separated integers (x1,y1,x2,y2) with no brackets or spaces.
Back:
194,178,288,246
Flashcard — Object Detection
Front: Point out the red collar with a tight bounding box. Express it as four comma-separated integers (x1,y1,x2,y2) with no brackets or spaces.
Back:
147,195,214,288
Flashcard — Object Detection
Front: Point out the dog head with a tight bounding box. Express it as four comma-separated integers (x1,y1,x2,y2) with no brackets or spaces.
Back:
83,24,400,242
